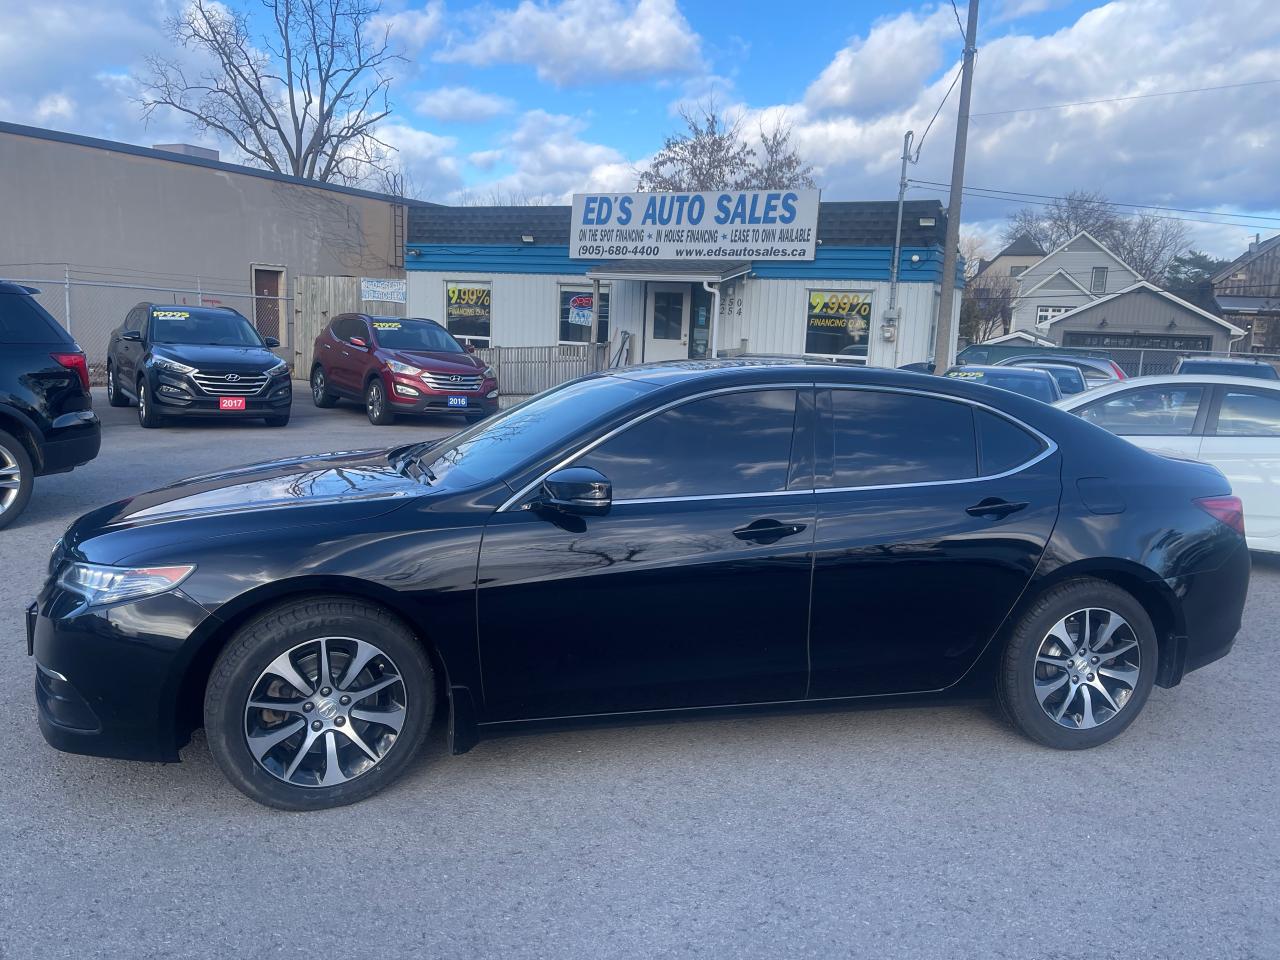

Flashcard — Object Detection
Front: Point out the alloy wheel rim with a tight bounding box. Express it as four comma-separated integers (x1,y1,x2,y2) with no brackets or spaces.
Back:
243,636,408,788
368,383,382,418
312,370,325,401
0,443,20,514
138,382,147,421
1034,607,1140,730
107,365,115,396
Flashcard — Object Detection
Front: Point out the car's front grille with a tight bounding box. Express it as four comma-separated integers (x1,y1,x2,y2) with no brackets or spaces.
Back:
421,372,484,392
192,371,270,396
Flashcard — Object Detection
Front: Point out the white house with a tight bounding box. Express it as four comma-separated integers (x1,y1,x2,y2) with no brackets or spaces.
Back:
1009,232,1141,335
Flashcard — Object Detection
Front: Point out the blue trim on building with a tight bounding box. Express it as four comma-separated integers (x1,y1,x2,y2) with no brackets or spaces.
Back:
405,243,958,284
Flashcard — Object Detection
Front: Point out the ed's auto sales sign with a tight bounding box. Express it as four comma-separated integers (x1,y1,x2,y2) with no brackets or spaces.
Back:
570,190,820,261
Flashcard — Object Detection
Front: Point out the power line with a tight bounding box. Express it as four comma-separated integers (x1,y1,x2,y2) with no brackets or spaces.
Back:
909,181,1280,231
948,0,967,43
913,68,963,161
971,78,1280,119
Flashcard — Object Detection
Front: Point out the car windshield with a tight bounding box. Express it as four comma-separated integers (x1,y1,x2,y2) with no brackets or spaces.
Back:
151,309,263,346
370,318,464,353
411,375,653,487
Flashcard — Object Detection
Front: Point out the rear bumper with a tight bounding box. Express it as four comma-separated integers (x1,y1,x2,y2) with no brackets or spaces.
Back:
38,411,101,474
1168,538,1251,684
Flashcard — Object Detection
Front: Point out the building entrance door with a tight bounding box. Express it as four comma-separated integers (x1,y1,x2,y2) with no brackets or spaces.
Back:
645,284,690,362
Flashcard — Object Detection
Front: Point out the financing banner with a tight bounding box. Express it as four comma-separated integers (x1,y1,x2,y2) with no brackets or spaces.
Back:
570,190,820,261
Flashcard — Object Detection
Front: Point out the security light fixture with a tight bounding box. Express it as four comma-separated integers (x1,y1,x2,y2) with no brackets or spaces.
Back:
520,233,535,244
918,217,936,227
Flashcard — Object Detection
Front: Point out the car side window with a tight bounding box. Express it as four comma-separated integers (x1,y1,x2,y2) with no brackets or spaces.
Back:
976,409,1045,475
124,307,142,333
1077,385,1203,436
573,389,798,500
823,389,976,487
1213,389,1280,437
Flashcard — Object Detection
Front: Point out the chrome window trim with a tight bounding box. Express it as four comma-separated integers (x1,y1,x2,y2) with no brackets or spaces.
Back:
496,381,1058,513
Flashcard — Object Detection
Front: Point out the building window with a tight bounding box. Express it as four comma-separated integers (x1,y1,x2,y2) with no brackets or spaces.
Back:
559,286,610,344
1063,332,1213,351
1009,265,1027,277
1091,267,1108,293
805,290,872,359
445,281,491,345
1036,305,1072,325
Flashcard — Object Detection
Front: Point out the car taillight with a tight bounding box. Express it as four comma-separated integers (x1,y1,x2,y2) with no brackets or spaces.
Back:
1108,360,1127,380
51,352,90,392
1196,495,1245,536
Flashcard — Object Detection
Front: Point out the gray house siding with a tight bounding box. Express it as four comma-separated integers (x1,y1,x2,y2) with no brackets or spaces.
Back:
1010,234,1139,333
1049,287,1236,353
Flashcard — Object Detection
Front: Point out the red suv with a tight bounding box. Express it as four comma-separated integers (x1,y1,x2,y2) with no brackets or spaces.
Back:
310,314,499,425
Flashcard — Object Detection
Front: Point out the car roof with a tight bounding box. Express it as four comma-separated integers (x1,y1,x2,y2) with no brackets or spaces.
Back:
1001,354,1113,370
1177,356,1272,366
0,281,41,296
1055,373,1280,409
355,314,444,325
146,302,237,314
1018,361,1083,372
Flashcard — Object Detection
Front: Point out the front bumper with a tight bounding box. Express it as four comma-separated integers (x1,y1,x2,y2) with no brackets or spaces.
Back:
387,374,499,416
29,581,219,762
151,373,293,418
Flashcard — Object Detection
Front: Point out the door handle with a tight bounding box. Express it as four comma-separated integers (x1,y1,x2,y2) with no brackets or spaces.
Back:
966,498,1029,520
733,519,807,544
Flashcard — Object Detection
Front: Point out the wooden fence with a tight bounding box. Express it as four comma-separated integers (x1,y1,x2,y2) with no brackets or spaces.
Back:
293,276,406,374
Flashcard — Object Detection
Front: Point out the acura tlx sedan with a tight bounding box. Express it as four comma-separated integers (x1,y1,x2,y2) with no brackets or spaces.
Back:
29,360,1250,810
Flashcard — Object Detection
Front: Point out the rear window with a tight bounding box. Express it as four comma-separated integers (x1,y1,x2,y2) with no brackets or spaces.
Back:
948,369,1057,402
0,293,73,345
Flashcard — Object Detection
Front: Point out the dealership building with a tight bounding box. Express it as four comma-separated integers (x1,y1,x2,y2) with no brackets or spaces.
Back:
405,195,956,369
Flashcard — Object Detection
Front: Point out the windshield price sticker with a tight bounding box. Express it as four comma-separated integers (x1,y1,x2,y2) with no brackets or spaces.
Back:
372,321,403,331
154,310,190,319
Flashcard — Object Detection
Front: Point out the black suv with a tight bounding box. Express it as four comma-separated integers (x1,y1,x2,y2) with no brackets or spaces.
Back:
0,283,101,529
105,303,292,427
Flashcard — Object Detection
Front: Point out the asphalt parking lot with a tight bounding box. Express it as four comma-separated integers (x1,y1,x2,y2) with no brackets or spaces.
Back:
1,385,1277,959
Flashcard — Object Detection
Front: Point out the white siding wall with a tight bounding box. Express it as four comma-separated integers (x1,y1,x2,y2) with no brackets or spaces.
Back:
408,271,944,367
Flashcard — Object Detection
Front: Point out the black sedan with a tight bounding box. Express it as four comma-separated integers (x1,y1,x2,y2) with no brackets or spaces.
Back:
30,361,1250,809
105,303,292,427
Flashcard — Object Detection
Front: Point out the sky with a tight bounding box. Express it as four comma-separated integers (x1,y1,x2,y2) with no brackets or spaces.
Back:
1,0,1278,258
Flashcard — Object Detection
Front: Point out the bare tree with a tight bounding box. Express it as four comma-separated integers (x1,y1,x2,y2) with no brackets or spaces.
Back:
959,233,995,281
454,188,548,206
636,101,816,192
960,273,1016,343
1003,189,1189,283
138,0,401,185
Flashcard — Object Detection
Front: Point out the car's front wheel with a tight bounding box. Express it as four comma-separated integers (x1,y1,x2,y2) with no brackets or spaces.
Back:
137,379,164,428
998,578,1156,749
364,378,395,425
204,596,434,810
0,429,34,531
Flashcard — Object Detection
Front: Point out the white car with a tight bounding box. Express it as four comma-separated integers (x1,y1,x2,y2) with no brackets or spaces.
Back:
1056,374,1280,553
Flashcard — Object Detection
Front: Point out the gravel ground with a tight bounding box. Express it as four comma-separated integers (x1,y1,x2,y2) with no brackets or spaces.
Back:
0,387,1276,959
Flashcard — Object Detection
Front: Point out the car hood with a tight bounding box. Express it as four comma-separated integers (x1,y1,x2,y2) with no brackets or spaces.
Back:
390,350,485,373
63,449,422,546
153,343,280,371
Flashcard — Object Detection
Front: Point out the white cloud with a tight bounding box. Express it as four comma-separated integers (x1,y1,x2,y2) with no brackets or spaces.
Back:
374,0,446,51
415,86,515,122
459,110,632,202
377,121,464,198
805,7,956,117
468,148,504,171
34,93,76,122
437,0,703,86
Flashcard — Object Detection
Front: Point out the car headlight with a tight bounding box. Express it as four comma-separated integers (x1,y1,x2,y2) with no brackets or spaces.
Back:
483,365,497,379
57,562,195,606
266,359,289,377
385,360,423,376
153,357,196,375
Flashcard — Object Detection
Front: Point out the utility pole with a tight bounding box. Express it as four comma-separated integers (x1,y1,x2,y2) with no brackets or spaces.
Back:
932,0,979,370
886,130,915,366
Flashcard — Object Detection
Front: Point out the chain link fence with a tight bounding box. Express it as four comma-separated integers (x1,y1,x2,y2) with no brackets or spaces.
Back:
2,264,291,382
1109,348,1280,377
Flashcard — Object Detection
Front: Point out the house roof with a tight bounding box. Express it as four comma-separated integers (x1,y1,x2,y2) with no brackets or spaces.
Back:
982,330,1055,346
0,119,435,208
1027,230,1140,280
1037,280,1246,335
995,234,1046,258
1016,267,1095,300
407,199,948,247
1217,294,1280,313
1212,233,1280,284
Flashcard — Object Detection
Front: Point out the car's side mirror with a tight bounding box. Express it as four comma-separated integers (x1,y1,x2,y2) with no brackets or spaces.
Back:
263,336,280,348
122,330,142,342
532,467,612,517
349,337,368,349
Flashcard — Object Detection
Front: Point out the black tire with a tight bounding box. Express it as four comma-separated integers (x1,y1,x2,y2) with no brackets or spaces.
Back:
137,378,164,428
364,378,395,425
264,413,291,427
997,578,1157,750
0,429,35,531
310,365,337,408
106,362,129,407
203,596,434,811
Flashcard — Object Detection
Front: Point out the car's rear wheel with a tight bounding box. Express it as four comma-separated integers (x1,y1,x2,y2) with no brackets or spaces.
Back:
137,379,164,428
0,430,35,531
204,597,434,810
365,378,395,425
310,366,337,408
998,578,1156,749
106,362,129,407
